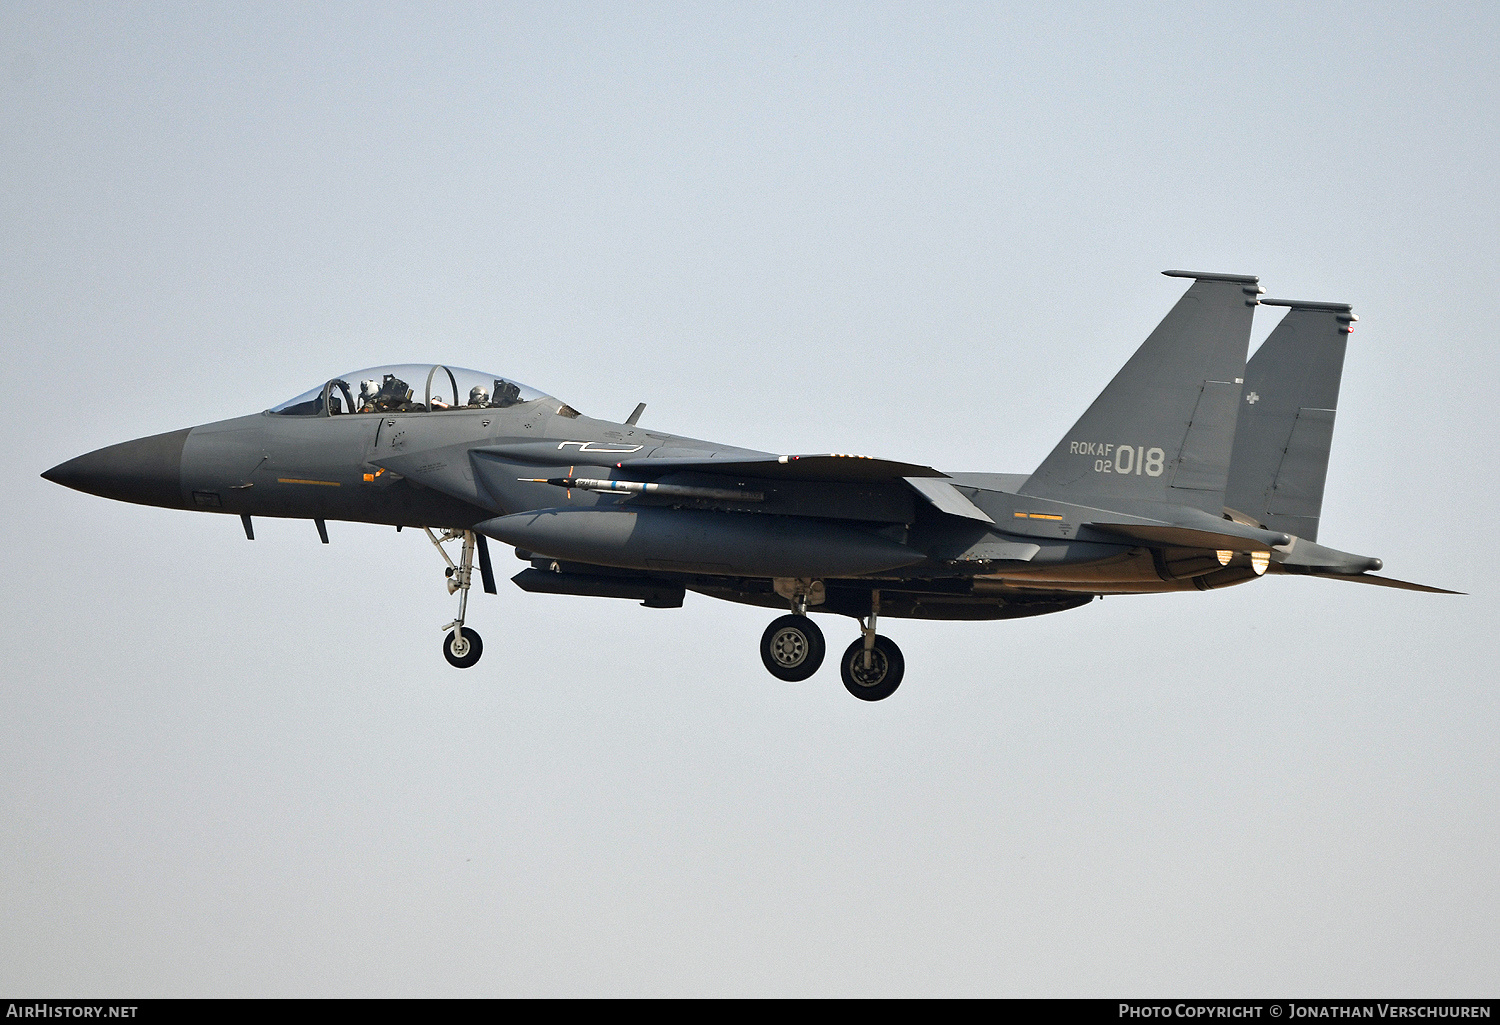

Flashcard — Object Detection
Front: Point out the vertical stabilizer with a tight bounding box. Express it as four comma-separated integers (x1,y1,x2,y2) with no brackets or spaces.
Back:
1019,271,1261,515
1224,299,1355,541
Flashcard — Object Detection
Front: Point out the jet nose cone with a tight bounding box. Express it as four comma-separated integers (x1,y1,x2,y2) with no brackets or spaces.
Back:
42,428,192,509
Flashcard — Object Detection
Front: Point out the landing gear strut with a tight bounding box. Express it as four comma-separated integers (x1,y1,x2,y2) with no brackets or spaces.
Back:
427,527,485,669
760,579,827,681
840,589,904,701
840,635,903,700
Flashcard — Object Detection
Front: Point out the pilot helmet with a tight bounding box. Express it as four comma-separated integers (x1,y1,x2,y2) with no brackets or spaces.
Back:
469,386,490,406
359,379,380,402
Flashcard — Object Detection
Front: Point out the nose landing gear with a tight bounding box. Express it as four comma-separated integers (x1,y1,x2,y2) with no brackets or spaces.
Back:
425,527,495,669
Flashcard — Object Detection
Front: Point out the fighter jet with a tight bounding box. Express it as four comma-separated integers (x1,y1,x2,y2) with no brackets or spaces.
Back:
42,271,1455,701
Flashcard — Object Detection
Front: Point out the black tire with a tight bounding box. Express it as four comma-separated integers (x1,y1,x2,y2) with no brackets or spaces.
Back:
444,627,483,669
840,635,904,701
759,615,826,681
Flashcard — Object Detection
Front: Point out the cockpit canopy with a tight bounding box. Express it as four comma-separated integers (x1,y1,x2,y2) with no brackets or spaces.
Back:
270,364,551,417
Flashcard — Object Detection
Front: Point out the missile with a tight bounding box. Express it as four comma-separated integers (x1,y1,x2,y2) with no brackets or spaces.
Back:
520,476,764,502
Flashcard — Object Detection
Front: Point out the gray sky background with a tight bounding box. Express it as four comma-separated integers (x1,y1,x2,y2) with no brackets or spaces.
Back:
2,1,1496,997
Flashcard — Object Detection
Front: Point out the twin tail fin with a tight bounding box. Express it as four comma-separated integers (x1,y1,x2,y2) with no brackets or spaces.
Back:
1223,299,1355,542
1020,270,1262,516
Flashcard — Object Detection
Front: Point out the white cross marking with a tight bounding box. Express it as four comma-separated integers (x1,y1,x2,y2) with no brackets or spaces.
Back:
1245,392,1260,404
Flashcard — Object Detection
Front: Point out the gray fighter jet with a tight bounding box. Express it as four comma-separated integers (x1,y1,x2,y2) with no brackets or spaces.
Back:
43,271,1455,700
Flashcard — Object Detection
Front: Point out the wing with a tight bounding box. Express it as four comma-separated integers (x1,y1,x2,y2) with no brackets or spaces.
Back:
612,452,948,483
468,441,943,482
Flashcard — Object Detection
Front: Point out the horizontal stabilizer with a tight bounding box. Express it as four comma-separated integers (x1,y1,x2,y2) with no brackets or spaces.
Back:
1273,536,1381,575
1269,565,1463,594
1087,519,1290,552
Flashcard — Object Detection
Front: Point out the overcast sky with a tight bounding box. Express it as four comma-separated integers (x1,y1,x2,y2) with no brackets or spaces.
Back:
3,1,1496,996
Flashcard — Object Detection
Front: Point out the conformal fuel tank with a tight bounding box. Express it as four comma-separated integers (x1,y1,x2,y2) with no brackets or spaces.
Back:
475,507,926,578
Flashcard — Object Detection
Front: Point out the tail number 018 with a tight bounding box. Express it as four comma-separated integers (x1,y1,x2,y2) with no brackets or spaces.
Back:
1096,446,1164,476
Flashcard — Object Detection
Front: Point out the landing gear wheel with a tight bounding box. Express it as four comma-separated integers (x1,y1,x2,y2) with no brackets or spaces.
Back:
444,627,483,669
760,615,826,681
840,635,904,701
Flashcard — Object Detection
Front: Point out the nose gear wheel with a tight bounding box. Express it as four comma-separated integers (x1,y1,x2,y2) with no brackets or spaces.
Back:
444,626,483,669
425,527,487,668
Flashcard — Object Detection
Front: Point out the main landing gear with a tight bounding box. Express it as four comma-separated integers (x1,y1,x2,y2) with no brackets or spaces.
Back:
757,586,905,701
760,615,825,681
425,527,495,669
840,634,903,701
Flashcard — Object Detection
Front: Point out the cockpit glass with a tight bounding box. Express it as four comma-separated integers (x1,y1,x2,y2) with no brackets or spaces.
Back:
270,364,550,416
